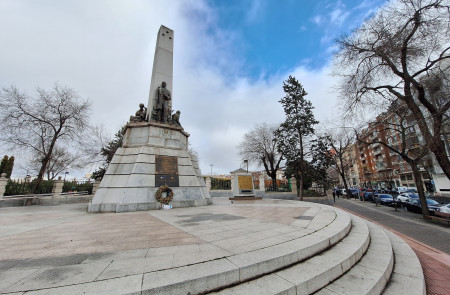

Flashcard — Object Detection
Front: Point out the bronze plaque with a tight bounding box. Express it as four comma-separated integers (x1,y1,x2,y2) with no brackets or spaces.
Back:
155,174,179,187
238,175,253,190
155,155,178,175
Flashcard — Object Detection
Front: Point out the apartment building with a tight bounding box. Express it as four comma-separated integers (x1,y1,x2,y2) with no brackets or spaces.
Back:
342,101,447,192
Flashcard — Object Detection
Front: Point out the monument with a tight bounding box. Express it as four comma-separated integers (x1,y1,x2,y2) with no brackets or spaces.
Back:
88,25,212,213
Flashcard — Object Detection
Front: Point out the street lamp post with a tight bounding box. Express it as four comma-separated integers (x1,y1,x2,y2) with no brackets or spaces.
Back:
244,160,248,173
210,164,214,176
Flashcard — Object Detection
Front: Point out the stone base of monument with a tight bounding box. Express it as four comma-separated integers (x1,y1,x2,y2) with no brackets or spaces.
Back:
231,173,257,199
88,122,212,213
229,197,263,201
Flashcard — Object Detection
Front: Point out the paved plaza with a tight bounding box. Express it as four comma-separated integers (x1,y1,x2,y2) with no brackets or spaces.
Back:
0,197,437,294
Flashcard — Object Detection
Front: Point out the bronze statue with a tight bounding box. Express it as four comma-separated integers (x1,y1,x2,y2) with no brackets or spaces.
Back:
130,103,147,122
150,106,158,121
156,81,171,123
172,110,181,127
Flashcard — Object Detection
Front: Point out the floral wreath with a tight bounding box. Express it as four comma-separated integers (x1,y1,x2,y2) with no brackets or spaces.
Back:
155,185,174,204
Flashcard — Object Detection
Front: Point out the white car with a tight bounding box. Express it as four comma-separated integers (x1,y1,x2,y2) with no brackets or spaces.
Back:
397,193,418,203
437,203,450,214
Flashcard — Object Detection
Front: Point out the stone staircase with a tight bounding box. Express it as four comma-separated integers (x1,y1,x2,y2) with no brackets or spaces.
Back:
0,201,425,295
140,206,425,295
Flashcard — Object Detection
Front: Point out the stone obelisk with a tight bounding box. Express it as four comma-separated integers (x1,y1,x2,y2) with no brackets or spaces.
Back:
147,26,173,120
88,25,211,213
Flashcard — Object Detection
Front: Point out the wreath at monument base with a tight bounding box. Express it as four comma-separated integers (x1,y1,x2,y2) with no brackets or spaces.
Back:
155,185,174,205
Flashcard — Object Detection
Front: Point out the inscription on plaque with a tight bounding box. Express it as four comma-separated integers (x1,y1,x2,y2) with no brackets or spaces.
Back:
155,155,179,187
155,175,179,187
155,155,178,175
238,175,254,193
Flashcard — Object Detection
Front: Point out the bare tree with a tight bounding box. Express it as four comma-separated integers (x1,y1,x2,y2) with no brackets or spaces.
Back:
0,84,91,194
356,102,431,218
239,123,283,190
334,0,450,179
30,147,83,180
323,129,355,198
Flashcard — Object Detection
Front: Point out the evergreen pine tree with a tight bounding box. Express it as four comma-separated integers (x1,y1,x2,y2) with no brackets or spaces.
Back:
275,76,319,200
4,156,14,178
0,155,8,176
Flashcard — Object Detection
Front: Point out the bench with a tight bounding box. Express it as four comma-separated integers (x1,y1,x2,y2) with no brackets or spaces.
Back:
425,211,450,225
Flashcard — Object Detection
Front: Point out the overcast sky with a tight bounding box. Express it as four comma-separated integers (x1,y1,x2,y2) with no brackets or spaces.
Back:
0,0,386,177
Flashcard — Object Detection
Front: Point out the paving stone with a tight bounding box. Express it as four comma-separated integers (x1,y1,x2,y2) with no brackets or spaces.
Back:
5,262,110,292
141,259,239,294
25,274,143,295
0,268,39,290
81,249,148,264
96,255,172,280
172,243,232,267
211,273,296,295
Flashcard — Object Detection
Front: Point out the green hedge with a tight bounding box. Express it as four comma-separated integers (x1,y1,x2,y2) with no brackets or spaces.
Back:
5,179,54,196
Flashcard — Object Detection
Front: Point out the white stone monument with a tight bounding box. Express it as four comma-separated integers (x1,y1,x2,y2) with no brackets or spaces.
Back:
88,25,211,213
232,173,256,198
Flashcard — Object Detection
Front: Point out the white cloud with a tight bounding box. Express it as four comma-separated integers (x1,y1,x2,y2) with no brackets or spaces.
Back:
0,0,341,177
245,0,264,23
312,15,323,25
330,8,350,25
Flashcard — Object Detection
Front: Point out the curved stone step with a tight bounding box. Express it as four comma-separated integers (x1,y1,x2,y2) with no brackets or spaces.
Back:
209,215,370,295
139,207,352,294
382,229,426,295
314,221,394,295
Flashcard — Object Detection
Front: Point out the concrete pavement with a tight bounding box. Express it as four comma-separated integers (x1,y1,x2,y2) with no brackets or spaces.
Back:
0,197,426,294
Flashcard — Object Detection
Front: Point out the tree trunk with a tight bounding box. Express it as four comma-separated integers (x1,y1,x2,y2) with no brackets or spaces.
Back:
271,176,277,191
404,94,450,180
30,132,60,202
410,162,430,219
298,173,304,201
429,138,450,180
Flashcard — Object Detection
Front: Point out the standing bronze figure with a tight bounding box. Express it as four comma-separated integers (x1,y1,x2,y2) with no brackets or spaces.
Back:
156,81,171,123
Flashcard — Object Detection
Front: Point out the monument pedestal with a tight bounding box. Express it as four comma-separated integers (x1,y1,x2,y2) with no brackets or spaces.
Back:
88,122,211,213
229,173,258,200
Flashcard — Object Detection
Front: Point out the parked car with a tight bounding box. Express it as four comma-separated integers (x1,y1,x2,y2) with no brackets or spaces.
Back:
349,188,360,199
360,191,374,202
404,198,442,215
397,193,419,203
374,194,395,206
436,203,450,214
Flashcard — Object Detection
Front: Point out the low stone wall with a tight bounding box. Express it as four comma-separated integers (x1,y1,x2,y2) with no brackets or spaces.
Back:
209,190,318,200
0,194,93,207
